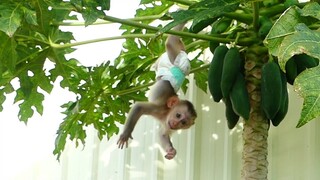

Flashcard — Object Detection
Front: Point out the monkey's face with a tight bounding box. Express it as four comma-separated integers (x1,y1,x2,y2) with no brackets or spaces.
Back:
166,104,195,130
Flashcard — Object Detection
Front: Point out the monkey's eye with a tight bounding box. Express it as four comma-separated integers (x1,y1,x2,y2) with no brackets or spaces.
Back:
176,113,181,118
181,120,187,126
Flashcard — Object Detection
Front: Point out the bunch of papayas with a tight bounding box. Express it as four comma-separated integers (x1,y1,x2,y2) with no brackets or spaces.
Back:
208,45,250,129
261,61,289,126
261,53,319,126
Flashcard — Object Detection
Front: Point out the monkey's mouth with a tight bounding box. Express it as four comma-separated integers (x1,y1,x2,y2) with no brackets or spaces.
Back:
168,121,175,130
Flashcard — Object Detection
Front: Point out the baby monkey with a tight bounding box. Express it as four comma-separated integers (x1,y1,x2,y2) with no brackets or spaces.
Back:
117,23,197,160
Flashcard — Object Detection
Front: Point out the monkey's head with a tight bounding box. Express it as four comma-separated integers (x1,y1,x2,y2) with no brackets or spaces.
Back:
166,97,197,130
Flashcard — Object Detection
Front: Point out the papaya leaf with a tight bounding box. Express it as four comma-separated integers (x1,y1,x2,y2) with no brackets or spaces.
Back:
191,58,208,93
82,9,103,26
0,32,17,73
158,10,195,33
277,24,320,71
0,4,22,36
0,89,6,112
294,66,320,128
300,2,320,20
49,50,88,93
189,0,240,29
17,89,45,123
53,132,67,160
98,0,110,10
21,6,38,26
264,6,303,57
160,0,240,34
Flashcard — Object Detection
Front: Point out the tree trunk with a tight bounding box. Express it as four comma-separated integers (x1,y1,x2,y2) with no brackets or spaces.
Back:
242,45,270,180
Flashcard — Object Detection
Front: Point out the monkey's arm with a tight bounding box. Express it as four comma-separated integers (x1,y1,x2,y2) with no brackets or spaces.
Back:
117,102,161,149
159,129,176,160
166,23,186,63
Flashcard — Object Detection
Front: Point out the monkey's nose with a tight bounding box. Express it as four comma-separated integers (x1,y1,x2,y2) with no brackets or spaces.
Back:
171,121,179,128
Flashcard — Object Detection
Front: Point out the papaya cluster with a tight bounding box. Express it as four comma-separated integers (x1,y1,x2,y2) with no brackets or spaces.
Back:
261,61,288,127
261,54,319,127
208,45,250,129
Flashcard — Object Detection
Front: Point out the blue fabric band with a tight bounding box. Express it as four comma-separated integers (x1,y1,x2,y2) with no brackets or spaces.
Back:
170,66,185,89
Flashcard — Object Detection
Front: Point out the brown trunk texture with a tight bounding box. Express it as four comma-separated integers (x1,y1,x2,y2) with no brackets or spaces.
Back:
242,45,270,180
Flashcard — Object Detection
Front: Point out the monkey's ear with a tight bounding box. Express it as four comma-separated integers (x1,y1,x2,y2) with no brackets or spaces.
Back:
167,96,180,108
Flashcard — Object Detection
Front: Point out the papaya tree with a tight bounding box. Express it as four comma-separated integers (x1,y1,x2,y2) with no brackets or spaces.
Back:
0,0,319,179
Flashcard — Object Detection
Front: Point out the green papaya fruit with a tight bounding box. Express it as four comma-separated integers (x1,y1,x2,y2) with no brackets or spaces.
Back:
261,61,282,120
271,72,289,126
208,45,229,102
211,17,232,34
230,73,250,120
190,18,217,33
285,57,298,85
294,54,319,73
221,47,242,98
209,41,219,53
223,97,240,129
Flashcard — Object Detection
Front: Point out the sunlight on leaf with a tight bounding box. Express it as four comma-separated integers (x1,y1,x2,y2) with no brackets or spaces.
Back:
264,6,302,57
294,66,320,128
277,24,320,71
0,4,22,36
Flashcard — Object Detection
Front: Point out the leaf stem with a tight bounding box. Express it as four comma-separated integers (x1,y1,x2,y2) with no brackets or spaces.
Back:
190,63,210,74
224,12,253,24
260,4,286,17
58,15,164,26
167,0,195,6
252,2,260,32
52,15,257,49
50,34,159,49
102,15,255,45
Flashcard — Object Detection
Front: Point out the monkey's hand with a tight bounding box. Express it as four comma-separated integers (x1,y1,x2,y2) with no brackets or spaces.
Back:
117,132,133,149
165,147,176,160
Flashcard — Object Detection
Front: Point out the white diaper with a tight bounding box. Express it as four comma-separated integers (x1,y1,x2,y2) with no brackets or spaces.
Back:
152,51,190,92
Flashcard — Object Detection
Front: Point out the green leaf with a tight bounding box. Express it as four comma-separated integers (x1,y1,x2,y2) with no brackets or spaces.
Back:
0,89,6,112
277,24,320,71
17,90,45,123
300,2,320,20
189,0,240,29
98,0,110,10
49,50,87,92
0,32,18,73
294,66,320,127
82,9,102,26
160,0,240,34
21,6,38,25
0,4,22,36
159,10,195,33
264,6,303,57
53,132,67,160
191,59,208,93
